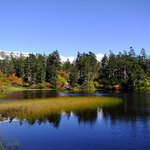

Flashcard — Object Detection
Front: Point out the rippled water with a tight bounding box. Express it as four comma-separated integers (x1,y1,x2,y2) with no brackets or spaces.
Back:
0,90,150,150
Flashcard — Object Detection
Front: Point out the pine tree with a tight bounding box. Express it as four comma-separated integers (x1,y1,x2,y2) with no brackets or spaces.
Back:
36,54,46,83
46,50,61,88
24,54,37,84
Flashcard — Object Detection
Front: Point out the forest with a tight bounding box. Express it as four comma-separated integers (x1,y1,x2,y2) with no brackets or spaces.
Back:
0,47,150,90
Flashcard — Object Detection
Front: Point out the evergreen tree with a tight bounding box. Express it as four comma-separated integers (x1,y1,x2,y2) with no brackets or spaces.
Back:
138,49,150,76
46,50,61,88
74,52,98,88
36,54,46,83
128,47,136,57
62,59,72,74
69,64,79,87
24,54,37,84
0,49,149,90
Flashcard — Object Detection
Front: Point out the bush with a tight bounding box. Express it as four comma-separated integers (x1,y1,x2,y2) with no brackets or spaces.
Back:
7,74,23,86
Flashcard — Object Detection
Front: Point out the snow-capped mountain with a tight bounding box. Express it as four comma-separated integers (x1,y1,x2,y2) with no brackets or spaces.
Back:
60,54,104,63
0,50,104,62
0,50,30,60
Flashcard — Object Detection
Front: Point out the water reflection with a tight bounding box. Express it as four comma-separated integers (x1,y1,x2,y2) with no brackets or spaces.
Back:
0,100,149,129
0,91,150,150
1,90,59,101
0,90,124,101
0,108,99,128
74,108,97,124
0,91,150,128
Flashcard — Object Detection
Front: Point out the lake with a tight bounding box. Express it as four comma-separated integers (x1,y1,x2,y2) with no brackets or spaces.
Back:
0,90,150,150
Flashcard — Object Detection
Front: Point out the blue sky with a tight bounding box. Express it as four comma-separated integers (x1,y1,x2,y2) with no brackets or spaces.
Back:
0,0,150,56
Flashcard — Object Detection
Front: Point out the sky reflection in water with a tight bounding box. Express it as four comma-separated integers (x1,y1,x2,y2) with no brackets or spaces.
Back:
0,90,150,150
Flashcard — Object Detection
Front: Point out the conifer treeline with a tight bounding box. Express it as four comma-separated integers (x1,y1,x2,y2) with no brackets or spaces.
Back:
0,48,150,90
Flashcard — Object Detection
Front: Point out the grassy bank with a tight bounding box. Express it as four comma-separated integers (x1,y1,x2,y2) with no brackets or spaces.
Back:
0,85,27,98
0,96,122,123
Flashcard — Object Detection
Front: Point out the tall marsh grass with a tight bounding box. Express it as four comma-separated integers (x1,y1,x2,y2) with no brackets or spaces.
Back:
0,96,121,124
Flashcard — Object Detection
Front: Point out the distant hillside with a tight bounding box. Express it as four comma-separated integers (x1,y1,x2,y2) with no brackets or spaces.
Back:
0,50,104,63
0,50,30,60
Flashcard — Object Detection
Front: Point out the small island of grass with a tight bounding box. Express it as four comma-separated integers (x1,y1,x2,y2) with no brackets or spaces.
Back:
0,96,121,124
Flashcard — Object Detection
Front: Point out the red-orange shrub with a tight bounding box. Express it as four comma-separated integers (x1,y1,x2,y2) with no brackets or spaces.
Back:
45,82,52,87
113,84,119,88
7,74,23,86
56,82,63,88
60,70,68,78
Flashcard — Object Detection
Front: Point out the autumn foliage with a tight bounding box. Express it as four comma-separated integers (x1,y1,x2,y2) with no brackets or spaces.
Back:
7,74,23,86
0,72,23,86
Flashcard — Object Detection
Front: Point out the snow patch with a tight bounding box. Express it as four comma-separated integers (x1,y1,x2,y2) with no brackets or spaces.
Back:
96,53,104,61
60,56,75,63
0,50,104,62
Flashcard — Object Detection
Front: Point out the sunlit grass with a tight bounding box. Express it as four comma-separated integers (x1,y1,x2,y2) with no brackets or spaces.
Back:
0,96,122,124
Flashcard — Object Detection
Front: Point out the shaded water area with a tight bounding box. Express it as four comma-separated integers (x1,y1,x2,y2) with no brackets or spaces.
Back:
0,90,150,150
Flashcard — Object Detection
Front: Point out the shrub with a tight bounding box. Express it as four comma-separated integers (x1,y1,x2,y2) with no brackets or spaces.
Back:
45,82,52,87
56,82,63,88
7,74,23,86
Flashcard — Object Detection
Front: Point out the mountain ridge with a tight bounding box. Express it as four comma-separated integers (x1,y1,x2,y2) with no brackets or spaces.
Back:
0,50,104,63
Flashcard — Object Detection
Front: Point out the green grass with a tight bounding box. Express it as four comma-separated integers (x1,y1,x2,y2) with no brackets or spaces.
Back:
0,96,122,123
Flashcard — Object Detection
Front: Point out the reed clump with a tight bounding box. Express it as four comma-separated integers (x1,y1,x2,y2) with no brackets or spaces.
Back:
0,96,121,122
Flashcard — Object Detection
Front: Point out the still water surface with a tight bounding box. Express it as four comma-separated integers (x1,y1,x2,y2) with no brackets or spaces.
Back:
0,90,150,150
